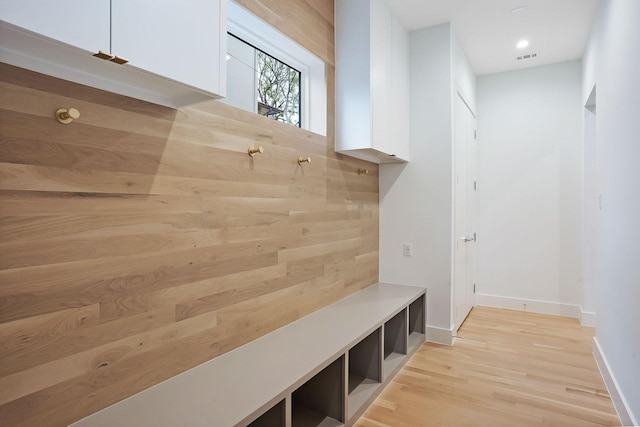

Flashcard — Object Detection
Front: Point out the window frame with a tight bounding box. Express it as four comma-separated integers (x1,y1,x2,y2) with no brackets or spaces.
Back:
227,0,326,136
229,32,302,127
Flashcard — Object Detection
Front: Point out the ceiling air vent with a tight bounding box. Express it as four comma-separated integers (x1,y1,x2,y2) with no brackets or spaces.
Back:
516,53,538,61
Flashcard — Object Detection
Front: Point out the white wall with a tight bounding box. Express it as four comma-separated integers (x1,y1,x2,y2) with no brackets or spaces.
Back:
582,94,598,316
583,1,640,423
476,61,583,308
380,23,476,344
451,29,476,112
380,23,453,342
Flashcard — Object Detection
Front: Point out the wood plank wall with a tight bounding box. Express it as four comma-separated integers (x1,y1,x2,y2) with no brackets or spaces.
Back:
0,1,380,425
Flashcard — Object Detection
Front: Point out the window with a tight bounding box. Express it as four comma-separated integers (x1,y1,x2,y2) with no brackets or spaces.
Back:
226,34,301,128
222,0,326,136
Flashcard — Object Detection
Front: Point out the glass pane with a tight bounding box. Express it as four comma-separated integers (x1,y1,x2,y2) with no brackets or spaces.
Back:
256,51,300,127
223,33,301,128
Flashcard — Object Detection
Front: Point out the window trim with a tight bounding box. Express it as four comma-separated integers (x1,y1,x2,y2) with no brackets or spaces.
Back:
227,0,326,136
229,32,302,127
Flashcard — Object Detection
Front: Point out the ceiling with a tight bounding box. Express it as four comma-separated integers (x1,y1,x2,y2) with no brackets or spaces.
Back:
386,0,599,75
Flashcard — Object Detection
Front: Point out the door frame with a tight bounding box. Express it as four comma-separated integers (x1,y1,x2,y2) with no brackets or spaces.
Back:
452,89,478,334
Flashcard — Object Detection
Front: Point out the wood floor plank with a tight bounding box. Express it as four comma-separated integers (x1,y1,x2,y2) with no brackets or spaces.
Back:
356,307,620,427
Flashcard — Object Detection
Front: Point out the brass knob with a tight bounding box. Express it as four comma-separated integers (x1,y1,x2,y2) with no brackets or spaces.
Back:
298,156,311,165
56,108,80,124
248,146,264,156
357,168,369,175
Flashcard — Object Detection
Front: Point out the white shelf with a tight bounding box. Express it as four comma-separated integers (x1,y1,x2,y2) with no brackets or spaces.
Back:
383,352,405,380
408,332,426,353
348,375,380,420
408,294,426,353
292,405,343,427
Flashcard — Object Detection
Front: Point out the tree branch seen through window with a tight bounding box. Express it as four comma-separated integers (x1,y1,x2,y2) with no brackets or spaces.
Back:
225,33,301,128
257,51,301,127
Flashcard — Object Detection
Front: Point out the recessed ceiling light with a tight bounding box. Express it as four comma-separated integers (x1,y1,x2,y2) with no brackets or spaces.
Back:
517,40,529,49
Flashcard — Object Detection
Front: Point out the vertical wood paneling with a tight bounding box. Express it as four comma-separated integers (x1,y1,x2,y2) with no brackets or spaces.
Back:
0,1,379,425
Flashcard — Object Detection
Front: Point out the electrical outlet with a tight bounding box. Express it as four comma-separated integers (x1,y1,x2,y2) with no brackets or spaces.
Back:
403,243,413,257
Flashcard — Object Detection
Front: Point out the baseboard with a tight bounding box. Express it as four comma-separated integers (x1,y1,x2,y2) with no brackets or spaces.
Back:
426,325,454,346
475,295,597,328
580,307,597,327
476,293,582,319
593,337,638,426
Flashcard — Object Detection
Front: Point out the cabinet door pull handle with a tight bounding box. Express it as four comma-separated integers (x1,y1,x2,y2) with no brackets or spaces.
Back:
93,51,128,65
93,50,114,60
110,55,129,65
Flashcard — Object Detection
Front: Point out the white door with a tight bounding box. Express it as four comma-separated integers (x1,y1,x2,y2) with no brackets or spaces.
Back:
453,93,477,331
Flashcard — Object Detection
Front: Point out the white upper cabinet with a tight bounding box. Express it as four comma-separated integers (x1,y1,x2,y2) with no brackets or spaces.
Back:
0,0,110,53
335,0,410,163
112,0,225,97
0,0,226,107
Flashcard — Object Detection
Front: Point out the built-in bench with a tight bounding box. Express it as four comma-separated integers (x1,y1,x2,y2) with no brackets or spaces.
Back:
70,282,427,427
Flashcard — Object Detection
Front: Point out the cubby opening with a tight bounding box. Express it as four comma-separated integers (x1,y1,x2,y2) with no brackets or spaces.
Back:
348,328,381,419
408,294,426,352
292,356,344,427
383,309,407,379
248,399,285,427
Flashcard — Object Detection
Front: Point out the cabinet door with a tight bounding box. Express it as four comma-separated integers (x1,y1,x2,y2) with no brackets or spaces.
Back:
0,0,109,53
370,0,394,156
389,16,410,161
111,0,226,96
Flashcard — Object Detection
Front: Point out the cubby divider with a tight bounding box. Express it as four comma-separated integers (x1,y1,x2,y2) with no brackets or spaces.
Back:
408,294,426,353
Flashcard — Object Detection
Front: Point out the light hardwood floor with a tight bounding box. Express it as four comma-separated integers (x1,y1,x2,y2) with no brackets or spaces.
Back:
356,306,620,427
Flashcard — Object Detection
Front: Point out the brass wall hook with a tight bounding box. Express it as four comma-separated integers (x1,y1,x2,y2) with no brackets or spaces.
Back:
298,156,311,165
357,168,369,175
248,146,264,156
56,108,80,124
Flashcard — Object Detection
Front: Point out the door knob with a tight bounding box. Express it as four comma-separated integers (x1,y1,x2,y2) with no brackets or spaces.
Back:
460,236,474,242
